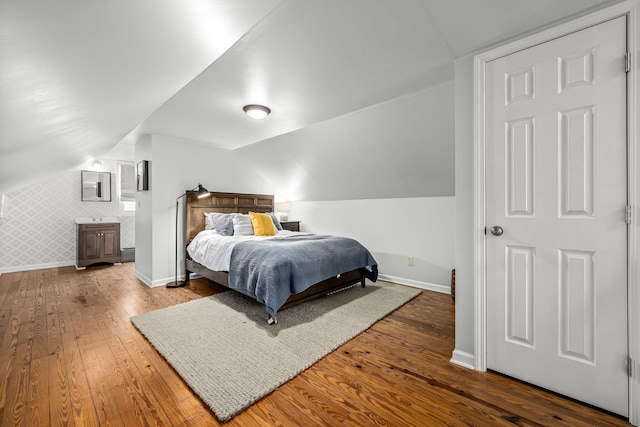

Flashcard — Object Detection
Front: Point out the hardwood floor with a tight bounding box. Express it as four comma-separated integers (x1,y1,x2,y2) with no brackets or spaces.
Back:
0,263,629,426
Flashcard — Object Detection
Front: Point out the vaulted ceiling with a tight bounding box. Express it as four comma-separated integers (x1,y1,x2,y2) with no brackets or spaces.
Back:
0,0,619,194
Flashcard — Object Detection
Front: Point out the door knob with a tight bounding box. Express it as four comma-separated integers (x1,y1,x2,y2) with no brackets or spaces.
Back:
491,226,504,236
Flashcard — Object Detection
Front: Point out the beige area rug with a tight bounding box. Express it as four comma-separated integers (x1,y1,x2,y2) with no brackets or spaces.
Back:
131,281,421,422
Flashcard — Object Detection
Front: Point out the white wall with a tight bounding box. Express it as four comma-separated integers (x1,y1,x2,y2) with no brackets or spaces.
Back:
453,54,475,358
134,134,272,286
149,135,238,285
134,134,153,283
0,159,135,273
291,197,455,291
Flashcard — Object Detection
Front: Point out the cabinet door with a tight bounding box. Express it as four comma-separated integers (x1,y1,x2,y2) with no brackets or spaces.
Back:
81,231,100,260
101,229,119,258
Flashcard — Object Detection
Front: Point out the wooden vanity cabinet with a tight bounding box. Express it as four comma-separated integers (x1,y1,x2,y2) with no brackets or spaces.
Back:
76,222,121,268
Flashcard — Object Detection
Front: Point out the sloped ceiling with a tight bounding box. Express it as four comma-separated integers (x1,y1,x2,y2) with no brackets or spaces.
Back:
0,0,283,194
0,0,619,195
140,1,455,149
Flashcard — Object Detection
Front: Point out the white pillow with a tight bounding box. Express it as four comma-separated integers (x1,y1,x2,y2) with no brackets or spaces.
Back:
232,214,254,236
204,212,215,230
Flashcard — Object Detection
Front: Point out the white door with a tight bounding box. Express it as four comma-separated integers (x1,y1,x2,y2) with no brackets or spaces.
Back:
485,17,628,416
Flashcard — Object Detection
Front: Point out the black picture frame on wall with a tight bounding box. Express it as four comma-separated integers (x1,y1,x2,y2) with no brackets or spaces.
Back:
137,160,149,191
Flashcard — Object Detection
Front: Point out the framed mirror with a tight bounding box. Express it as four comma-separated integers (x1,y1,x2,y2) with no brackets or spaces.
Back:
137,160,149,191
81,170,112,202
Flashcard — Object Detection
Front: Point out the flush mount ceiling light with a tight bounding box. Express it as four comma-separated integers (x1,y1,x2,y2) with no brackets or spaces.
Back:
243,104,271,120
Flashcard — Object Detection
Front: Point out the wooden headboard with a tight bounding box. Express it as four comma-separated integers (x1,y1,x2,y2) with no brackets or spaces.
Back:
184,191,275,244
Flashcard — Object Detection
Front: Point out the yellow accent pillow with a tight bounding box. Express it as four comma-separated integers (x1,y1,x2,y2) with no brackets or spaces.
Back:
249,212,276,236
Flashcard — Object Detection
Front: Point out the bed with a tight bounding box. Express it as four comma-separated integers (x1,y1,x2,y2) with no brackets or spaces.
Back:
182,190,378,323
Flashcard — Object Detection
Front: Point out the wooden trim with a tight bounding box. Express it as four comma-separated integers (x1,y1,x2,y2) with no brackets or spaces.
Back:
186,260,366,316
278,269,365,311
185,191,274,245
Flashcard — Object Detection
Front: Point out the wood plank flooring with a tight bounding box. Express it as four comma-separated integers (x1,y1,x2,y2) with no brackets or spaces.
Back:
0,263,629,426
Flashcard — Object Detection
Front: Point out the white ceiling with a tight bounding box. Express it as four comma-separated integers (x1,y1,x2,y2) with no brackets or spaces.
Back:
0,0,620,194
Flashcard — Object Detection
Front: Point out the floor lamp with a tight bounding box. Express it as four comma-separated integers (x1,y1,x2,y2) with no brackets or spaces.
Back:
166,184,210,288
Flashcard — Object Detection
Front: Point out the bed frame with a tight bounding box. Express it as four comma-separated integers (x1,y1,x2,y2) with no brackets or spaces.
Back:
183,190,366,313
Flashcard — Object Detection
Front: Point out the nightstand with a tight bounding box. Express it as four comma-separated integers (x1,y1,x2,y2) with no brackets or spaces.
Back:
280,221,300,232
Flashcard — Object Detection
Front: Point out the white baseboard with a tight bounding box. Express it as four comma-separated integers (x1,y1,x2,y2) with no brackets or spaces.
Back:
152,275,188,288
134,271,180,288
150,280,169,288
378,274,450,294
0,260,75,274
134,270,153,287
134,271,194,288
450,349,476,370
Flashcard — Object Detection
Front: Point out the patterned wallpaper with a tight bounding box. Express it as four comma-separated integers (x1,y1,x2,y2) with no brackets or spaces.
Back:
0,160,135,272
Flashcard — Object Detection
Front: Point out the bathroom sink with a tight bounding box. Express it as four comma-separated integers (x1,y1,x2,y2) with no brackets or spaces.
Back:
75,216,119,224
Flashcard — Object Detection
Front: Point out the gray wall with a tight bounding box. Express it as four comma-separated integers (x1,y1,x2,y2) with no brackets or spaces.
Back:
235,81,455,201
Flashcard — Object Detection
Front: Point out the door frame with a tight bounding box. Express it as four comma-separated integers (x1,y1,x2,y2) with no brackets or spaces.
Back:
473,1,640,423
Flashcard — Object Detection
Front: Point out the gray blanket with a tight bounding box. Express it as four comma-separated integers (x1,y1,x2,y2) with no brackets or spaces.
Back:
229,234,378,319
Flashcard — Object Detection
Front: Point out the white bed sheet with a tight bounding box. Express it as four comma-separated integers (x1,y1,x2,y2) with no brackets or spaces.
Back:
187,229,299,272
